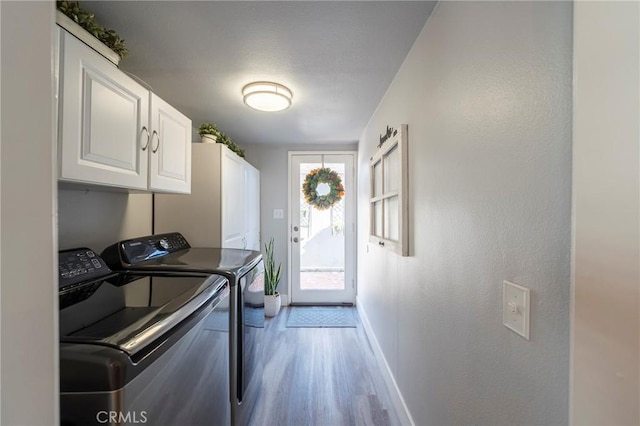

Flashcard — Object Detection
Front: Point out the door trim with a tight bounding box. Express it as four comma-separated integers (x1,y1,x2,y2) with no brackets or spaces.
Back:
287,151,358,304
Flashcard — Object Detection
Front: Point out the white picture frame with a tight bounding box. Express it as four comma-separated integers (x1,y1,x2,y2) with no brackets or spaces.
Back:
369,124,408,256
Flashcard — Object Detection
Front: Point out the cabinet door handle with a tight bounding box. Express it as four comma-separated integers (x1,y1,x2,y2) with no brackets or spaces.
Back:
140,126,150,151
151,130,160,153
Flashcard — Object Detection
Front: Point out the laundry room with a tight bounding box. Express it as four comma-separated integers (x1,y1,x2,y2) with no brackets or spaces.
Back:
1,1,639,426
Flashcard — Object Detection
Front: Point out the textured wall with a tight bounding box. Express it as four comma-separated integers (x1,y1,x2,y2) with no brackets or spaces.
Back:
357,2,573,425
243,143,356,303
572,2,640,424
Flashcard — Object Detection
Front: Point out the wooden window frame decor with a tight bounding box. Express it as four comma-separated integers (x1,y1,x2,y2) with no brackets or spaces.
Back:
369,124,409,256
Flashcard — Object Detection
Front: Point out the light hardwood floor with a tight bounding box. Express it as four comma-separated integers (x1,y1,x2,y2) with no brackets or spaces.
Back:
248,307,402,426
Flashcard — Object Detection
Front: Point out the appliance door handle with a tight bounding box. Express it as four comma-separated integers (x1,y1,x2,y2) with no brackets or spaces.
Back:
120,276,228,356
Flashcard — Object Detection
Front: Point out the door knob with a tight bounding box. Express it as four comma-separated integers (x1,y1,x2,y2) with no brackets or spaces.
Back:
293,226,299,232
293,237,299,243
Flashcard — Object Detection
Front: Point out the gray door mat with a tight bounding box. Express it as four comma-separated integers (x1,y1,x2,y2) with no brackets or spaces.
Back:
285,306,357,328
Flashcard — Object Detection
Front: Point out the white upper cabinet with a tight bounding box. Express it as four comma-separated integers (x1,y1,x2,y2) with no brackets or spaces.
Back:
59,29,148,190
148,94,191,193
58,29,191,193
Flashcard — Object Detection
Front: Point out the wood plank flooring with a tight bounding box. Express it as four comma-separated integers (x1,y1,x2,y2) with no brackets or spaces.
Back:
248,307,402,426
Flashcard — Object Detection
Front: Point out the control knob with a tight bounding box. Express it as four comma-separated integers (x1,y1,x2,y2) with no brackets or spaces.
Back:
158,238,170,250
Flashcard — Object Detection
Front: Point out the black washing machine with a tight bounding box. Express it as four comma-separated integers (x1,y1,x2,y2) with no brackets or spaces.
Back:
101,232,264,426
58,247,231,426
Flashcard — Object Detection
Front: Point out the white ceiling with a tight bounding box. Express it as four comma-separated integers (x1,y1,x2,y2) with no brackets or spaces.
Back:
87,1,437,145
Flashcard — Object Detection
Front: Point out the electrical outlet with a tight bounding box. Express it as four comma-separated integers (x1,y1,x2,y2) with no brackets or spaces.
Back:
503,280,530,340
273,209,284,219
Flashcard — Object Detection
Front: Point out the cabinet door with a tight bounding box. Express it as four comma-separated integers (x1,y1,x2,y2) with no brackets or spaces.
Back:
149,94,192,193
221,147,246,249
59,30,148,189
244,165,261,251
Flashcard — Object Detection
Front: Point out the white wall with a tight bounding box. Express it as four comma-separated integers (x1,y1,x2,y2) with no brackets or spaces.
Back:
572,2,640,425
357,2,572,425
244,142,356,303
0,1,58,424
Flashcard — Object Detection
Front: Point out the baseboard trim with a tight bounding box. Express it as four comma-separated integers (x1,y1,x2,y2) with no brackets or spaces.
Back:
280,293,289,306
289,302,354,306
357,297,415,426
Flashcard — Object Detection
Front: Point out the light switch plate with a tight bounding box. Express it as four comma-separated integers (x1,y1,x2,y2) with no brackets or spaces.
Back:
503,280,530,340
273,209,284,219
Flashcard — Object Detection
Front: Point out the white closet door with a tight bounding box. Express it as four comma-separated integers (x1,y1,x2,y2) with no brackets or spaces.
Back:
244,165,261,251
221,147,246,249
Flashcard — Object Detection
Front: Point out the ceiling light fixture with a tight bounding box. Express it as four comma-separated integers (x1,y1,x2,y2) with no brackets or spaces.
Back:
242,81,293,112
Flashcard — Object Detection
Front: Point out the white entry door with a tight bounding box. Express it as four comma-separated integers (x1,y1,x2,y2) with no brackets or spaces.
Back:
289,153,356,304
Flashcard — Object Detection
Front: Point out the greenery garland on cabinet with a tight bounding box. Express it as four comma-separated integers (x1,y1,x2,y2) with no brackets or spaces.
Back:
57,1,128,59
197,123,245,158
302,167,345,210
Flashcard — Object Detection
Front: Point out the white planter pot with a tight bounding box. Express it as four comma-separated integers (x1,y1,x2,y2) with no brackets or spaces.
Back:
264,293,281,317
201,134,217,144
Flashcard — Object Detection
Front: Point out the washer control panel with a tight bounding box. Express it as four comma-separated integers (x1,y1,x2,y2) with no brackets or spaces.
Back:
114,232,191,265
58,248,116,309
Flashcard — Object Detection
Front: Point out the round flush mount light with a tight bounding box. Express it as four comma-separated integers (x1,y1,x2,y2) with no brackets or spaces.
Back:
242,81,293,112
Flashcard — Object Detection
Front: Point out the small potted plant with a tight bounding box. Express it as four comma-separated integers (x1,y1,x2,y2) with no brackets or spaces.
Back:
263,238,282,317
198,123,221,143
